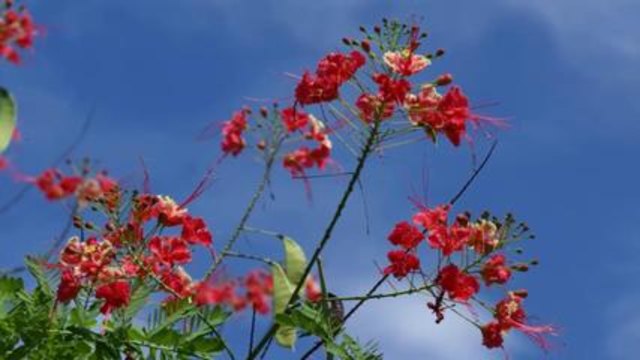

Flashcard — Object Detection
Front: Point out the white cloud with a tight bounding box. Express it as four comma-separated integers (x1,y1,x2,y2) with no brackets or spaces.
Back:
345,292,526,359
504,0,640,79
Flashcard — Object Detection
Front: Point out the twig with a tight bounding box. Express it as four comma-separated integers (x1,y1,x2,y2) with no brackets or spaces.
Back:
204,136,284,279
248,121,380,360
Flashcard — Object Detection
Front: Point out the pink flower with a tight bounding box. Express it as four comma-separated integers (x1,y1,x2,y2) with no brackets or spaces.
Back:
383,51,430,76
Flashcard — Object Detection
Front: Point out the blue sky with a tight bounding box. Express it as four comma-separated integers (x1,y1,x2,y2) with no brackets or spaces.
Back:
1,1,639,359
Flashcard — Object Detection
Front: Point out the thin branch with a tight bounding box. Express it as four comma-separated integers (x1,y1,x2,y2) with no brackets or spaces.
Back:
204,136,285,279
248,121,381,360
448,140,497,206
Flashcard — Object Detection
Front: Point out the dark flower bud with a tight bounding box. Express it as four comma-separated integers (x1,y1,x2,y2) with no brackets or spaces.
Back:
435,73,453,86
360,40,371,53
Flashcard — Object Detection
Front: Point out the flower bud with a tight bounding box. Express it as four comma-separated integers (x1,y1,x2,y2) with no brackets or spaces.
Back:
360,40,371,53
511,263,529,272
512,289,529,299
435,73,453,86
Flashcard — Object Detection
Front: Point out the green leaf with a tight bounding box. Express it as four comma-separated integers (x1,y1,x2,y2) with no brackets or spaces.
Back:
271,263,298,348
148,328,181,346
280,235,307,285
124,283,154,319
0,276,24,308
183,306,230,342
275,325,297,349
271,263,293,315
0,87,17,153
183,335,224,354
146,299,196,338
24,257,54,297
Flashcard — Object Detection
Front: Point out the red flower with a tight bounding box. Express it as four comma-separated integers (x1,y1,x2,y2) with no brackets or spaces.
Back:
194,281,240,308
383,250,420,279
34,169,67,200
495,293,527,331
437,87,471,146
355,93,394,123
481,254,511,286
316,51,365,84
59,176,83,194
427,224,470,256
244,271,273,314
149,236,192,266
373,73,411,104
153,196,187,226
436,264,479,301
96,173,118,193
281,107,310,132
405,86,475,146
0,8,37,64
283,147,313,177
481,322,504,349
305,277,322,303
282,142,332,177
493,292,556,350
295,72,339,105
0,156,8,171
221,110,248,156
295,51,365,105
56,269,81,303
159,267,193,298
181,215,213,247
59,237,84,266
412,205,449,230
387,221,424,250
95,281,131,314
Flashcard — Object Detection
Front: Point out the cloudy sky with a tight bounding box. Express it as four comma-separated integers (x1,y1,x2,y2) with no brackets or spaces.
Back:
1,1,639,359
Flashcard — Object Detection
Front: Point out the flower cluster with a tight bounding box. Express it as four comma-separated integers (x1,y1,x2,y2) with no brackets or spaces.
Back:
282,110,332,177
217,21,497,197
52,188,290,317
295,51,366,105
32,168,118,206
194,270,274,314
383,204,552,350
0,2,36,64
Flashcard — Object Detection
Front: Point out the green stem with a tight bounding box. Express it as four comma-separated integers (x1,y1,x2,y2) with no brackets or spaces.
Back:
328,284,433,302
